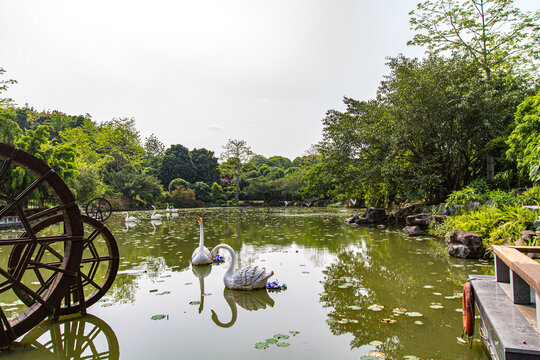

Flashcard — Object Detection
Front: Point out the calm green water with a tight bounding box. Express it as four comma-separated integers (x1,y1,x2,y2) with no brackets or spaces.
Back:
3,207,493,359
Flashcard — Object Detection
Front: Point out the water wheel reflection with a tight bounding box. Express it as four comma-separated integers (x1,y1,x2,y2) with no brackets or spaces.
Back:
14,314,119,360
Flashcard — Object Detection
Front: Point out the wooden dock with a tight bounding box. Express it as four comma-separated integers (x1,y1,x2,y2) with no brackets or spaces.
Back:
471,245,540,359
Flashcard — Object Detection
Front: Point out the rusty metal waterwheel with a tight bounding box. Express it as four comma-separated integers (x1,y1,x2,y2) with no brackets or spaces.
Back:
9,214,119,315
0,143,84,346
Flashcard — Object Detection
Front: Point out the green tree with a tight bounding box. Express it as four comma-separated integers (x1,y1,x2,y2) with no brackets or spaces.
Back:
321,54,528,204
210,182,225,203
506,90,540,181
0,107,22,144
190,148,219,184
168,178,192,193
0,67,17,108
95,118,144,172
144,133,165,157
159,144,195,187
192,181,212,203
408,0,540,80
220,139,253,202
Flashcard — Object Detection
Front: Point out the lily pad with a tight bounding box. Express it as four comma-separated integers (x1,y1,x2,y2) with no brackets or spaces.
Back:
189,301,201,305
392,308,407,313
367,304,384,311
338,284,351,289
289,330,300,336
361,357,378,360
364,351,385,359
326,319,337,324
274,333,289,340
156,291,170,296
414,320,424,325
405,312,423,317
150,314,166,320
276,342,291,347
430,304,444,309
369,340,383,346
265,338,278,344
347,305,362,310
423,285,433,289
255,342,269,350
381,318,397,324
403,356,419,360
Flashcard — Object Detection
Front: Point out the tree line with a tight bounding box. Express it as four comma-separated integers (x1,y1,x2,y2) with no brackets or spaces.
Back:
1,0,539,210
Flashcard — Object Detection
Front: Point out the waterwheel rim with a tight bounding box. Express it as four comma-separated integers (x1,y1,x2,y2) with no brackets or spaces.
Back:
0,142,84,343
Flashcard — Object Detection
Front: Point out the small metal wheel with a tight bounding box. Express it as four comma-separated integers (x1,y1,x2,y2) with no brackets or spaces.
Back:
0,143,84,346
85,197,112,222
9,214,119,315
16,314,119,359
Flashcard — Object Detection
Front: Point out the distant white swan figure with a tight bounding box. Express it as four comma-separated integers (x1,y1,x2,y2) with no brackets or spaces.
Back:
191,216,212,265
165,204,171,212
210,244,274,290
150,205,162,220
170,205,178,213
123,212,136,222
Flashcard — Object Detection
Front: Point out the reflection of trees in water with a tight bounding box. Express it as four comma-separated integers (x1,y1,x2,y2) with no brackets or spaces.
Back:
320,237,485,359
11,314,119,360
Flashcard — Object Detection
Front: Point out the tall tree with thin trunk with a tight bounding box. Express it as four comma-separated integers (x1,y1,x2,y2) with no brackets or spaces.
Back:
408,0,540,80
220,139,253,202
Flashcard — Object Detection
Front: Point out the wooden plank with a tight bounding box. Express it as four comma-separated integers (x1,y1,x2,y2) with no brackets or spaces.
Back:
510,246,540,254
492,245,540,295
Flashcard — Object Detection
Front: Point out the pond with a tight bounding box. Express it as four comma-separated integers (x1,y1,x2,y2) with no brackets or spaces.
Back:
2,207,493,359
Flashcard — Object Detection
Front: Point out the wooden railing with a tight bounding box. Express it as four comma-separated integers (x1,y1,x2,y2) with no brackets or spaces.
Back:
492,245,540,326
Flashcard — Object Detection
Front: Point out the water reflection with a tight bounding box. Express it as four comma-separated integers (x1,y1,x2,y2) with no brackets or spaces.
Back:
122,222,136,232
150,220,162,234
6,314,118,360
211,288,275,328
320,236,491,359
191,264,212,313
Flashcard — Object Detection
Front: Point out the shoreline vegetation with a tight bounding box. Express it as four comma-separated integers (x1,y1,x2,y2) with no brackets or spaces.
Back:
1,1,539,258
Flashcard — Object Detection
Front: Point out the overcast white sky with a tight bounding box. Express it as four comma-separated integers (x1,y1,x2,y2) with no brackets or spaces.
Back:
1,0,538,159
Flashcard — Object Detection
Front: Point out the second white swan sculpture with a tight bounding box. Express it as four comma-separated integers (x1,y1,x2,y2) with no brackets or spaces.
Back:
150,205,162,220
123,212,136,222
211,244,274,290
191,216,212,265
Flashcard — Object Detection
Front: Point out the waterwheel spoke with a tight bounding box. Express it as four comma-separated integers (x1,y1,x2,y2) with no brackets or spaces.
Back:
0,306,15,339
27,202,78,222
0,147,18,184
0,267,55,313
79,272,103,292
0,235,83,246
0,169,54,219
85,225,105,244
27,260,77,276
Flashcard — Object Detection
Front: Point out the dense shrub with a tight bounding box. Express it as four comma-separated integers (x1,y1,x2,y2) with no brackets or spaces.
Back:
171,186,198,208
168,178,192,193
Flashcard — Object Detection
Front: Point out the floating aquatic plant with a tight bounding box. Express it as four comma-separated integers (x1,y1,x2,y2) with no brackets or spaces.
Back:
369,340,383,346
347,305,362,310
150,314,167,320
289,330,300,336
255,342,269,349
276,342,290,347
274,333,289,340
405,312,423,317
189,301,201,305
267,280,287,291
265,338,278,344
367,304,384,311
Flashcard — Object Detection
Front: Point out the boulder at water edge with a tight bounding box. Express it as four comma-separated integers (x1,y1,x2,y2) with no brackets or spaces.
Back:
403,226,426,236
445,230,484,259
